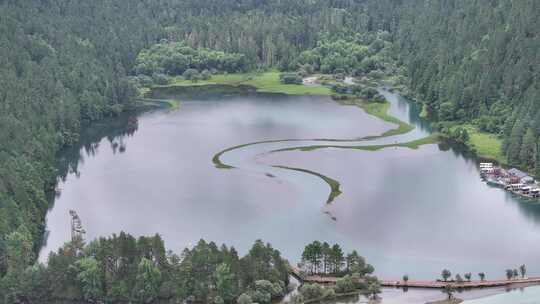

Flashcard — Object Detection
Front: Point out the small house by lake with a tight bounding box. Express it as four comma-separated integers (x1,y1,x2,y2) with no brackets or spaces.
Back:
481,164,540,199
508,168,534,184
480,162,494,175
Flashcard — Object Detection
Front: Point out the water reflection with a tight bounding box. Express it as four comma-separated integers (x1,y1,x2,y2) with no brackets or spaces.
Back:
462,285,540,304
505,192,540,225
42,86,540,302
40,92,391,261
55,114,139,184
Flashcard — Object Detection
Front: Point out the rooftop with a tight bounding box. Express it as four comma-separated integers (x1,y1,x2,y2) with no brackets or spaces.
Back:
508,168,528,178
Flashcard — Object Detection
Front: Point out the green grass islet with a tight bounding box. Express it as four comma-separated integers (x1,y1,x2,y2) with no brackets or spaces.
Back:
209,86,439,206
198,79,440,210
272,134,440,153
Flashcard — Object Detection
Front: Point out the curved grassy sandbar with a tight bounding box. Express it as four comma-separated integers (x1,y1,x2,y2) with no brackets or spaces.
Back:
211,99,418,169
149,82,434,214
210,101,418,169
151,83,408,171
205,85,436,214
210,133,432,170
212,139,337,169
273,166,342,204
271,134,439,153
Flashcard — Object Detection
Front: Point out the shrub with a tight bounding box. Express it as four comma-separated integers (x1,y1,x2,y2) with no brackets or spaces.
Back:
323,288,335,299
152,73,169,85
137,75,153,87
331,84,349,94
255,280,283,299
237,293,252,304
250,290,271,304
183,68,200,81
201,69,212,80
279,72,303,84
335,275,356,294
334,72,345,80
357,86,378,99
299,284,325,300
372,93,386,103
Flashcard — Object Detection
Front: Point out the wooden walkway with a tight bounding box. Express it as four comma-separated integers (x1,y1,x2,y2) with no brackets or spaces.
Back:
290,267,540,289
381,277,540,289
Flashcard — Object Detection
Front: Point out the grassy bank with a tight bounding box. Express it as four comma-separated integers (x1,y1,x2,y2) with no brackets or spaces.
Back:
136,97,181,110
162,72,332,95
337,99,414,138
443,124,505,163
359,101,414,137
460,125,504,163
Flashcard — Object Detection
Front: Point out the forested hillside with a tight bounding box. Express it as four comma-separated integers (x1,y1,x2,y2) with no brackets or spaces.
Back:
0,0,395,278
4,234,292,303
1,0,539,302
0,0,162,280
0,0,393,292
395,0,540,173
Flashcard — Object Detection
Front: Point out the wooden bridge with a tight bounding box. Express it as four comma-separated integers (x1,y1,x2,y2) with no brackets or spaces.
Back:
290,267,540,289
380,277,540,289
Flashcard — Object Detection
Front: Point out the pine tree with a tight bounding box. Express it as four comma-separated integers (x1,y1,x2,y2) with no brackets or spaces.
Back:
520,127,537,168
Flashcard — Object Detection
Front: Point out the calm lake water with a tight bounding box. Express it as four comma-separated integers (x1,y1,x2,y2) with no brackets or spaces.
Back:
325,285,540,304
463,285,540,304
41,87,540,303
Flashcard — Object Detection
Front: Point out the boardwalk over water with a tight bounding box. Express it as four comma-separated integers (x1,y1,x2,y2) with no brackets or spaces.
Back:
380,277,540,289
290,267,540,289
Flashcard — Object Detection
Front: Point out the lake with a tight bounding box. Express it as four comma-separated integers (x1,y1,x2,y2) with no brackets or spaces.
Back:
322,285,540,304
41,86,540,303
463,285,540,304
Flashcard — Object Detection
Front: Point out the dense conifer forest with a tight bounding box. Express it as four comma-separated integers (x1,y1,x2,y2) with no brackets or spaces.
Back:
4,234,292,303
396,0,540,171
0,0,539,302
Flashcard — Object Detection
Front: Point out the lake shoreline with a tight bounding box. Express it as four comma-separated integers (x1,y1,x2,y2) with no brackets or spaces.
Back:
41,77,540,304
150,71,333,95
